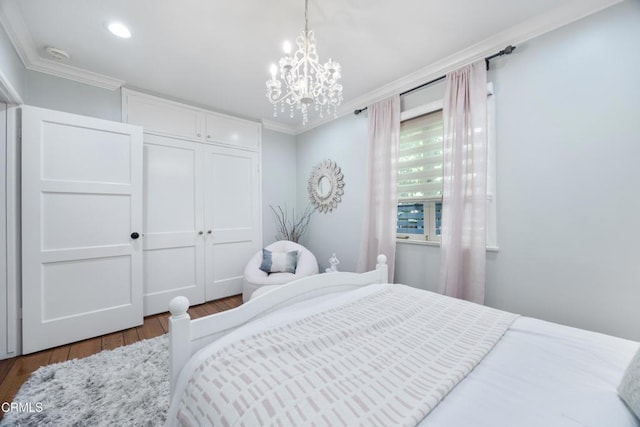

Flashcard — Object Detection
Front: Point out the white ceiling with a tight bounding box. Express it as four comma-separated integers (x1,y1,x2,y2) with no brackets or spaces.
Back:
0,0,621,133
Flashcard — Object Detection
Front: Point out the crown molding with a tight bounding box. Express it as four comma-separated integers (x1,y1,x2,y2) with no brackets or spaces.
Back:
0,68,23,104
26,58,125,90
0,0,124,91
0,0,622,125
297,0,623,134
0,1,31,67
261,119,297,135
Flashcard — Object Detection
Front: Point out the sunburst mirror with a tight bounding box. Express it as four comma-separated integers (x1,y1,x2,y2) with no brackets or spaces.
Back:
307,159,345,213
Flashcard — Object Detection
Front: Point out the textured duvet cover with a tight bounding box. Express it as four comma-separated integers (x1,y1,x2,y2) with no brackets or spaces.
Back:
171,284,517,427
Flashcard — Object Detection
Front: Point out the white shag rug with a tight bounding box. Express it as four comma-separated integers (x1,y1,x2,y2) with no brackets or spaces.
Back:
1,336,169,427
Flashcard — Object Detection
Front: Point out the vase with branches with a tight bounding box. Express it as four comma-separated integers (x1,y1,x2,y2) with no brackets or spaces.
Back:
270,204,315,243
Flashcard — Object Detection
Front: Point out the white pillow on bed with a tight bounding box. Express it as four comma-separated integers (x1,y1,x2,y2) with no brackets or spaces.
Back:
619,347,640,420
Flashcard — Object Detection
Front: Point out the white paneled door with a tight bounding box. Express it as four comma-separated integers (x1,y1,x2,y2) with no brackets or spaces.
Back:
142,134,205,315
21,106,143,354
204,145,260,300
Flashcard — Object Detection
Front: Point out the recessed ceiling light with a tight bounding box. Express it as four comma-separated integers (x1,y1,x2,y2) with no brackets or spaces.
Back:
107,22,131,39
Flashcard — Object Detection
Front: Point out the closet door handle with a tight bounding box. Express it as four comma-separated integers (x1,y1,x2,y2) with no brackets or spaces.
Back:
198,231,204,235
130,232,140,240
207,230,212,234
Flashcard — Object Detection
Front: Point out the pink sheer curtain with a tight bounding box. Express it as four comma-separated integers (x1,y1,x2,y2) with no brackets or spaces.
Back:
357,95,400,282
438,60,488,304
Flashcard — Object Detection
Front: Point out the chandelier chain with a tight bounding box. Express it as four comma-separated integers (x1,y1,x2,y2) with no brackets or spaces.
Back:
304,0,309,35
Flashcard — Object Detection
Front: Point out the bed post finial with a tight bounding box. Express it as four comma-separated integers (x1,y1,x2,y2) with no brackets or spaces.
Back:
169,296,191,396
169,296,189,319
376,254,389,283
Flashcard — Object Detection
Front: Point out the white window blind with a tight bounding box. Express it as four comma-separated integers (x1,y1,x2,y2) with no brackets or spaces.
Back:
397,110,444,201
397,109,444,241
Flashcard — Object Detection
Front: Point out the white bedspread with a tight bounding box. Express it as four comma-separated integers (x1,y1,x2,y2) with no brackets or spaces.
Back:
174,284,517,426
420,316,640,427
167,284,640,426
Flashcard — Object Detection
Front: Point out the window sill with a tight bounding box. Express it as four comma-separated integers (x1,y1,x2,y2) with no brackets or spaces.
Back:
396,239,499,252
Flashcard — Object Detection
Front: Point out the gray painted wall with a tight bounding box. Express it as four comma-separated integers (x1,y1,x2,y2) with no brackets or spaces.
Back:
261,129,298,246
295,0,640,340
0,23,25,101
24,70,122,122
485,0,640,340
296,114,368,273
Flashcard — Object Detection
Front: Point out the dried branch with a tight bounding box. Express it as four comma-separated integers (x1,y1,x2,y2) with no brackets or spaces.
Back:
270,204,315,243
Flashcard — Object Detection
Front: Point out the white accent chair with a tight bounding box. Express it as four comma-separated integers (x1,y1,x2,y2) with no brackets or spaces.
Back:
243,240,319,302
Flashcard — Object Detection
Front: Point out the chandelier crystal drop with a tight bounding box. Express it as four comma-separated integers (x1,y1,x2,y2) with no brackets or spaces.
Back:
266,0,343,125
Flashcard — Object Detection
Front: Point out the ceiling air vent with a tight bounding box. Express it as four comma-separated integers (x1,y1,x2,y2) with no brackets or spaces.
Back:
45,46,70,61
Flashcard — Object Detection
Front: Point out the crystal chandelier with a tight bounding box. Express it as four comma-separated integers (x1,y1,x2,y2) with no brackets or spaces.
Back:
266,0,343,125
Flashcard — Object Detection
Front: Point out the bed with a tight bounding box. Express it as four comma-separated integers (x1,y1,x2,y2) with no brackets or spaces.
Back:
166,255,639,426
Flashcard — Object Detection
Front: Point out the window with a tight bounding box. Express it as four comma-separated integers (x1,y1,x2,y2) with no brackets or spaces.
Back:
397,108,443,242
396,84,498,248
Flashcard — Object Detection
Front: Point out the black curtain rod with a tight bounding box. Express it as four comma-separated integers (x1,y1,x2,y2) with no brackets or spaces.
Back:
353,45,516,115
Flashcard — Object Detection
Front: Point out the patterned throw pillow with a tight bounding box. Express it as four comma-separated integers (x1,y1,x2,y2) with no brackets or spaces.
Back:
619,347,640,420
259,249,298,274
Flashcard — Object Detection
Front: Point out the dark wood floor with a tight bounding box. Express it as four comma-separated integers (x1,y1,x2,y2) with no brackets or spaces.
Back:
0,294,243,419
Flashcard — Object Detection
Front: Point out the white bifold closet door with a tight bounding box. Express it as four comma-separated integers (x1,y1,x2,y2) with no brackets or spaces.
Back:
204,145,260,301
142,134,205,315
21,106,143,354
142,139,260,312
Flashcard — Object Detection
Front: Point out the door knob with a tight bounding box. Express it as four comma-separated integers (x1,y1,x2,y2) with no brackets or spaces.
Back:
207,230,212,234
130,232,140,240
198,231,204,235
